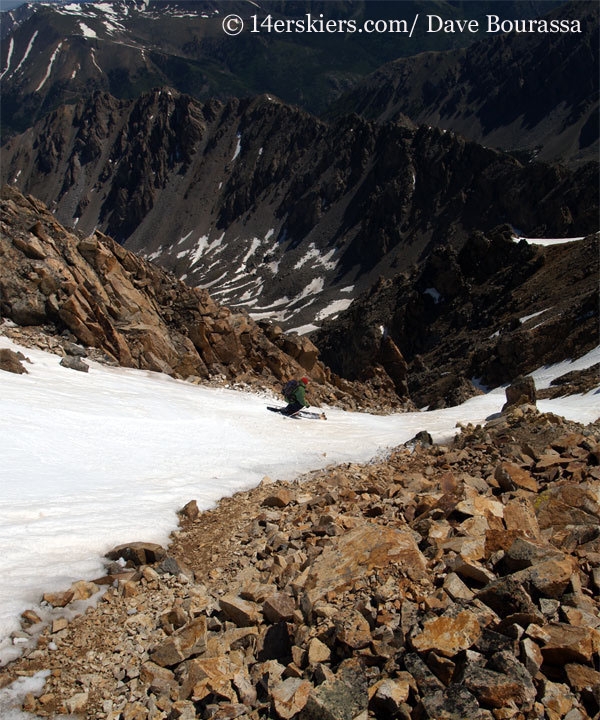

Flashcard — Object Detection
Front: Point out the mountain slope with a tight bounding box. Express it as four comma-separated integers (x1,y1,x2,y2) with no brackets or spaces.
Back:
1,89,597,333
327,0,599,166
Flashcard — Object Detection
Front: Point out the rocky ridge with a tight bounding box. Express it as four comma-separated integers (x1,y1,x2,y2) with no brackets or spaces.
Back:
0,0,562,136
312,226,600,408
1,398,598,720
0,185,404,412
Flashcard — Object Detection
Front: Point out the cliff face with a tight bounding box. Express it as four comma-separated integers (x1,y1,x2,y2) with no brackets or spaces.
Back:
2,90,596,333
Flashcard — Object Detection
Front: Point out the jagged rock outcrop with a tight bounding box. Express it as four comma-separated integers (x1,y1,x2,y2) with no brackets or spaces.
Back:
313,226,599,408
3,406,599,719
0,185,402,411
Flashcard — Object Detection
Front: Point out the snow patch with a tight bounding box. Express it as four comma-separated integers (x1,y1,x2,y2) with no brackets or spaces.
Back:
315,298,354,321
90,48,102,74
240,238,261,266
35,41,63,92
513,235,585,247
520,309,549,324
0,670,51,719
232,133,242,162
12,30,38,77
294,244,337,271
288,323,320,335
189,235,210,267
424,287,442,303
79,22,97,38
177,230,193,246
0,37,15,80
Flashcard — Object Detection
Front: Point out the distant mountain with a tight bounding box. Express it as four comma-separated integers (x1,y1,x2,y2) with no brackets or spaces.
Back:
2,88,596,333
0,0,566,137
327,1,599,166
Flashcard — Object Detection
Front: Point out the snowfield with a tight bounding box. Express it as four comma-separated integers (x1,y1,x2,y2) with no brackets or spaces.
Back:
0,336,598,672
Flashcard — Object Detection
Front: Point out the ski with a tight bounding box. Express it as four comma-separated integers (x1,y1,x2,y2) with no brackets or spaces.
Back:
267,406,327,420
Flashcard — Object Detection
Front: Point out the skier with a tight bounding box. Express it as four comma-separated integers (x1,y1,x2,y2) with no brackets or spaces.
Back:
281,376,310,416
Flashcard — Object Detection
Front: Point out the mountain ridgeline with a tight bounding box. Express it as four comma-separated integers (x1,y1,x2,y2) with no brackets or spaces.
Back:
0,0,598,408
327,0,599,168
0,0,569,136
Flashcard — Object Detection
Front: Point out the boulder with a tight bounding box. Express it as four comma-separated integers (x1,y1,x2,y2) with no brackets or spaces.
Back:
106,542,168,566
411,611,482,658
0,348,28,374
503,375,536,409
302,523,428,606
149,616,208,667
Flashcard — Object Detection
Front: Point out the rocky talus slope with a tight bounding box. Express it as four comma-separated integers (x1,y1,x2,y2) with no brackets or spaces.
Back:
1,399,598,720
0,185,403,411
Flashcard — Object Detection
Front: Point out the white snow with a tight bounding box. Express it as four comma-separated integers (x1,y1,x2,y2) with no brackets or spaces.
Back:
34,41,63,92
79,21,97,38
188,235,210,266
315,298,354,321
177,230,193,245
288,322,320,335
94,2,120,17
187,233,226,269
294,244,337,271
520,309,548,324
240,238,261,266
90,48,102,74
424,287,442,303
513,235,585,247
292,276,325,303
0,335,598,712
232,133,242,162
0,36,15,80
0,672,50,719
